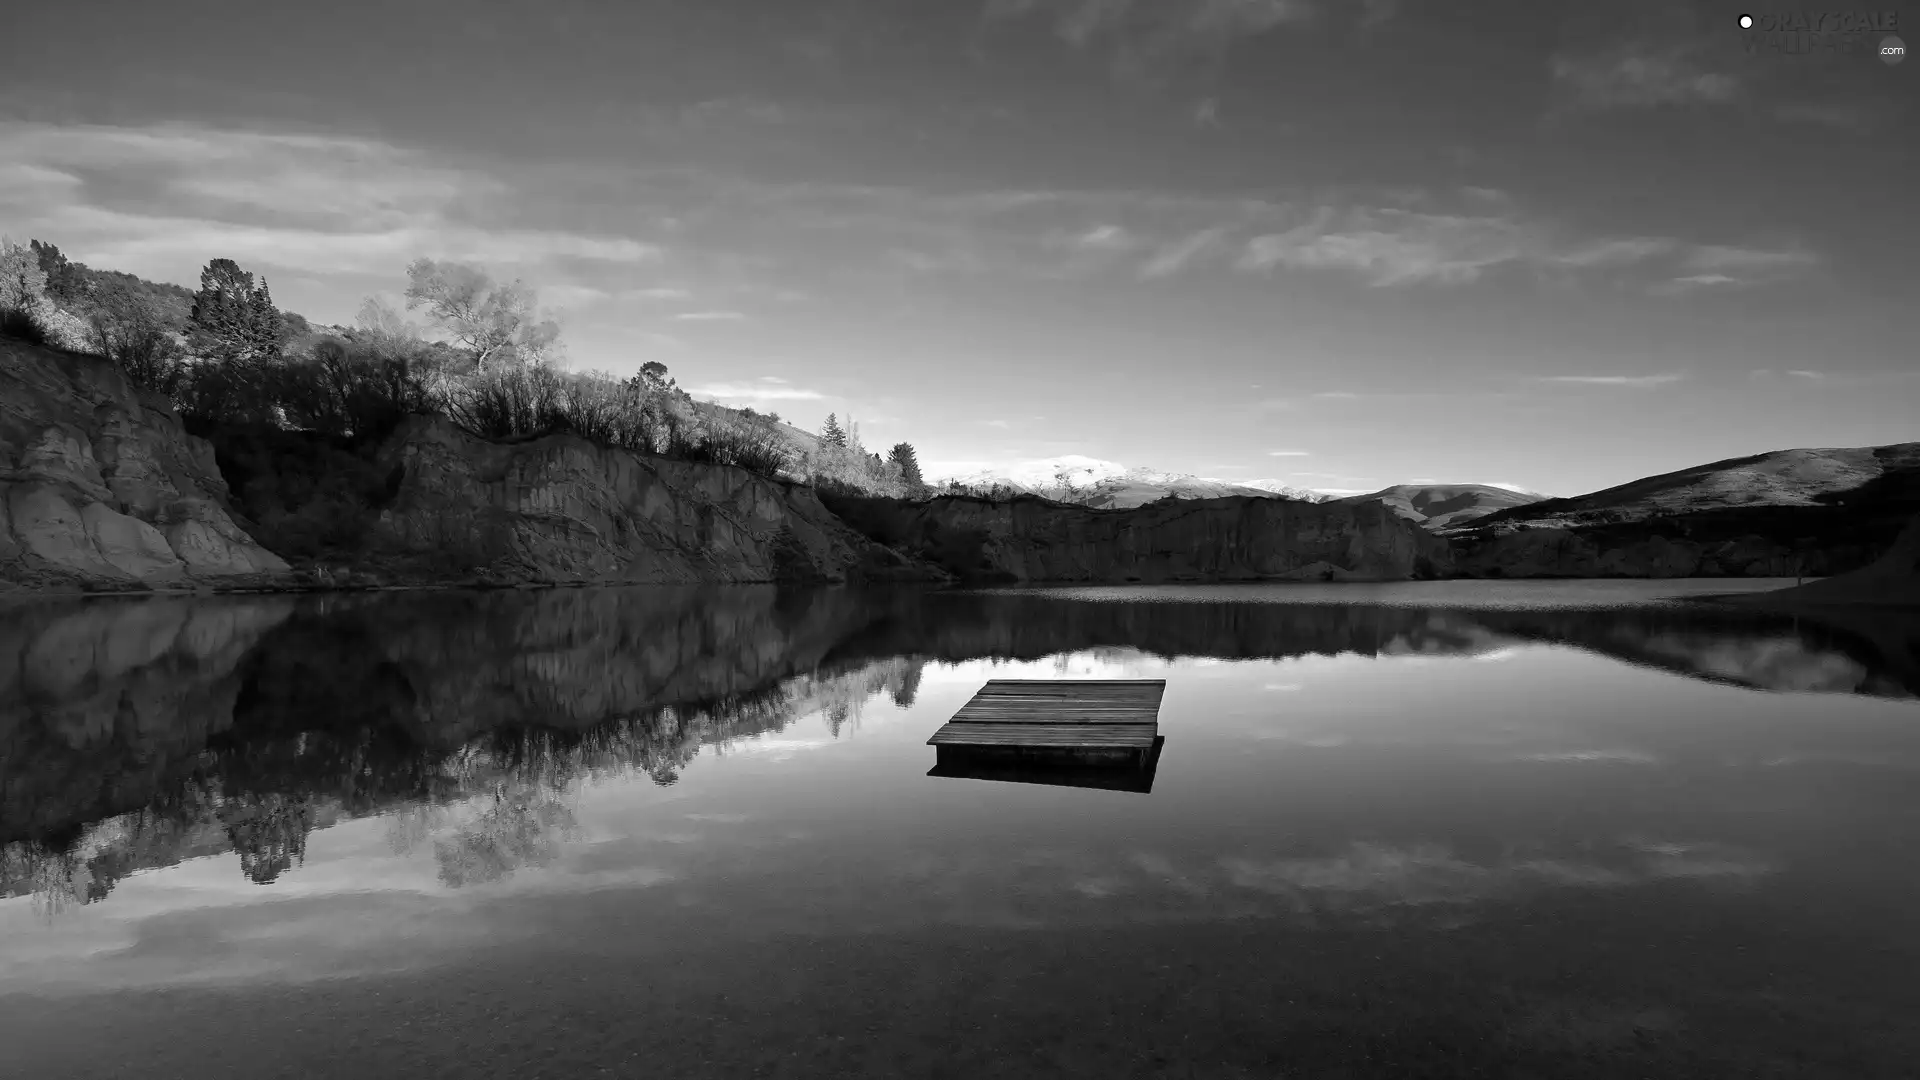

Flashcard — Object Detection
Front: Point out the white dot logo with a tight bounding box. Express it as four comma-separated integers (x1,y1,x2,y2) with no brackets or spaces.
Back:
1738,14,1754,28
1883,34,1907,65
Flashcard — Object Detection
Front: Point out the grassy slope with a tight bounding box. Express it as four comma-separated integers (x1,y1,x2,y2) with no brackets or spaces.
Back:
1338,484,1547,532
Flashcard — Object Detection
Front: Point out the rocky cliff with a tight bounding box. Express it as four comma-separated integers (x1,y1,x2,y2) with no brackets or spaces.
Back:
1731,511,1920,607
1445,526,1827,579
0,342,292,592
346,416,937,586
823,492,1448,583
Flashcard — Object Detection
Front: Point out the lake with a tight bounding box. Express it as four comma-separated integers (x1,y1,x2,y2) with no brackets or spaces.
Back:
3,580,1918,1078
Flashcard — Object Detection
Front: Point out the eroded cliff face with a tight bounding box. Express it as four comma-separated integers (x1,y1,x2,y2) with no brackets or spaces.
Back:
1446,529,1811,578
342,417,939,586
1733,512,1920,607
838,494,1447,583
0,596,298,842
0,343,293,592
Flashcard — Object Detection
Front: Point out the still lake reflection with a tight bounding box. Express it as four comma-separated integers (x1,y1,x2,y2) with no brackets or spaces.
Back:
3,581,1919,1078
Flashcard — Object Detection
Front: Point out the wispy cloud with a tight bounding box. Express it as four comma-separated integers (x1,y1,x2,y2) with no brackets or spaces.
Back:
1266,449,1312,457
1312,391,1360,399
687,382,826,402
983,419,1012,428
1773,102,1881,132
1139,226,1230,278
671,310,749,322
1787,369,1824,380
1537,373,1685,388
984,0,1316,87
0,122,665,290
1550,44,1740,109
1238,206,1529,285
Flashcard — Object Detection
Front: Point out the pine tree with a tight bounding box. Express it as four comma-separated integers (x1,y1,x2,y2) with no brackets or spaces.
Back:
248,277,287,359
821,412,847,447
189,258,283,362
888,442,925,488
28,240,84,304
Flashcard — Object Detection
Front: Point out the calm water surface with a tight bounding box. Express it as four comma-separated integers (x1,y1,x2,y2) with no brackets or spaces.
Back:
3,581,1918,1078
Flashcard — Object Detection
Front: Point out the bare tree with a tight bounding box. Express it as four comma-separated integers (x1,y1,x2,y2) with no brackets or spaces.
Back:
403,258,560,371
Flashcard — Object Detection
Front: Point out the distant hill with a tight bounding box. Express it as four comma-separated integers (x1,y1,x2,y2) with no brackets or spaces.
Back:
1473,442,1920,532
1336,484,1550,532
939,456,1327,508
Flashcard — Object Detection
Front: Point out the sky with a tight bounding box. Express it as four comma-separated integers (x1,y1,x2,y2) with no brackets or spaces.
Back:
0,0,1913,496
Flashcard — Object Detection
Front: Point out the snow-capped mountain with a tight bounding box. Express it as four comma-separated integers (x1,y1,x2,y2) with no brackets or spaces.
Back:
935,456,1330,509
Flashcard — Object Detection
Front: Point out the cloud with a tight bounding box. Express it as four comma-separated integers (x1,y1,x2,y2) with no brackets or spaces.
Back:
687,382,826,402
1680,245,1818,275
539,284,613,309
1312,391,1359,399
1266,449,1312,457
0,123,665,283
1139,226,1231,278
1550,45,1740,109
1069,223,1140,251
1773,102,1879,132
758,375,790,383
985,0,1317,86
1549,236,1678,269
671,310,749,321
984,419,1012,428
1537,373,1684,388
1237,204,1531,286
1786,370,1824,380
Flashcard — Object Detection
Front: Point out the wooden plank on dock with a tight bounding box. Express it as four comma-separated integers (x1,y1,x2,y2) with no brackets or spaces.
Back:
927,679,1165,754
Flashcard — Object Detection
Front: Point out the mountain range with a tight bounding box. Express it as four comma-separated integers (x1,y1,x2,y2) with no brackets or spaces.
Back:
935,456,1547,527
1472,443,1920,532
938,456,1332,508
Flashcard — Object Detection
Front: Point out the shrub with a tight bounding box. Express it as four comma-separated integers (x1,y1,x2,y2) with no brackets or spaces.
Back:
276,339,431,443
0,304,50,346
89,286,186,394
444,362,567,440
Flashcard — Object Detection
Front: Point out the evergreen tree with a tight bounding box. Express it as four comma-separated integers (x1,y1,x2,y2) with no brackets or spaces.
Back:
189,258,283,362
248,277,288,358
821,412,847,447
29,240,86,304
888,441,925,488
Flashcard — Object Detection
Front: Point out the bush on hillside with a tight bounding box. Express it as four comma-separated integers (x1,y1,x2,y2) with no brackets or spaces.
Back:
89,283,187,395
0,304,50,347
276,339,434,442
437,363,794,479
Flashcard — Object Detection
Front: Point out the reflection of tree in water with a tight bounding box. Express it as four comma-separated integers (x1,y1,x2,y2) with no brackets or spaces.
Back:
892,662,923,709
434,787,582,888
2,655,932,915
221,793,315,885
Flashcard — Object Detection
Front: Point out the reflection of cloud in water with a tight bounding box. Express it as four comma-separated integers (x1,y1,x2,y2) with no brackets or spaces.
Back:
712,736,834,762
1637,634,1873,694
883,837,1779,932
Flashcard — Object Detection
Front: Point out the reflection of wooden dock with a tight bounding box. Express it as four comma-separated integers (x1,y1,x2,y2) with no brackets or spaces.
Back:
930,735,1165,793
927,679,1165,765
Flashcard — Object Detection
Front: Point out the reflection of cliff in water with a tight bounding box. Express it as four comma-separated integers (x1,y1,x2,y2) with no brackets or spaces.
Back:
3,586,1916,912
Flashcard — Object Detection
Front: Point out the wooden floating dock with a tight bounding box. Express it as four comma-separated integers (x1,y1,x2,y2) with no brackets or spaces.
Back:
927,680,1166,790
